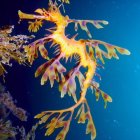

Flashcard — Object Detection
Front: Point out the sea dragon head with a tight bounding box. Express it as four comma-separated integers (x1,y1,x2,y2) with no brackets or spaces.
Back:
18,1,69,33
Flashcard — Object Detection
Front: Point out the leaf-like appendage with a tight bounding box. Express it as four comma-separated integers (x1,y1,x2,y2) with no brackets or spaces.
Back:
85,112,96,140
90,82,112,108
55,114,68,129
76,71,85,89
45,117,58,136
24,40,49,64
35,61,50,78
75,102,96,140
101,91,112,108
59,67,84,102
34,111,47,119
28,20,43,32
39,114,51,124
86,40,130,63
61,0,70,4
72,20,108,38
77,104,86,124
35,111,73,140
94,45,106,63
88,46,95,60
35,59,66,86
38,43,49,59
115,46,131,55
24,44,37,64
59,77,77,102
56,123,70,140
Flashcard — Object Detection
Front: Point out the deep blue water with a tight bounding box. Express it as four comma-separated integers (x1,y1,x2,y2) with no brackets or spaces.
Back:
0,0,140,140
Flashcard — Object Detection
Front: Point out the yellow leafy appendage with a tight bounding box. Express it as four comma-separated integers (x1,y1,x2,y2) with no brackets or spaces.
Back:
18,1,130,140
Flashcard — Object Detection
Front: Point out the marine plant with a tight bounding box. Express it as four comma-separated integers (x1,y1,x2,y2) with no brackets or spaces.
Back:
0,25,34,79
0,83,38,140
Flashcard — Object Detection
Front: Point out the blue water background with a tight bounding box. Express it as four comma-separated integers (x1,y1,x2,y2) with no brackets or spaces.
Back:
0,0,140,140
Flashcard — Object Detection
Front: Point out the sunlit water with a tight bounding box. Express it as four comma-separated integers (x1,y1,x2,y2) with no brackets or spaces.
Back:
0,0,140,140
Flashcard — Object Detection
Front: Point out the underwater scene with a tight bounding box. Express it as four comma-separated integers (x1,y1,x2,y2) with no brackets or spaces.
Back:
0,0,140,140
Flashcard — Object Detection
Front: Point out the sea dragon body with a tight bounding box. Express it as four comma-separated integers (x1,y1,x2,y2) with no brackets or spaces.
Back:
18,1,130,140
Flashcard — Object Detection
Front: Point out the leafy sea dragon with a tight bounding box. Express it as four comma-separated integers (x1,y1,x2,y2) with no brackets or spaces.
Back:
0,25,34,79
18,0,130,139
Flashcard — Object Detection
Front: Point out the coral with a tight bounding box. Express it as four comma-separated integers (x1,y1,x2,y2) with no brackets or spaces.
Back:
0,83,27,121
18,0,130,140
0,25,34,79
19,123,38,140
0,119,17,140
0,118,38,140
0,83,38,140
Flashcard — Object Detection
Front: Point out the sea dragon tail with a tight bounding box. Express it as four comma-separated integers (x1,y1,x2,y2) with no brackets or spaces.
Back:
34,59,97,140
